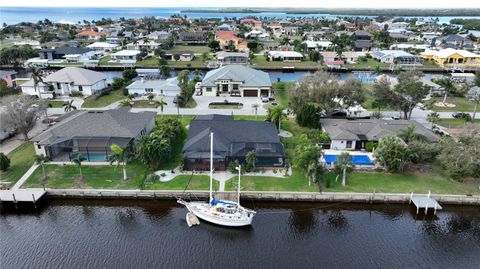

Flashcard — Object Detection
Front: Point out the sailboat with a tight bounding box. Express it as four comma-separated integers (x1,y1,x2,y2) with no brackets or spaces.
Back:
178,132,256,227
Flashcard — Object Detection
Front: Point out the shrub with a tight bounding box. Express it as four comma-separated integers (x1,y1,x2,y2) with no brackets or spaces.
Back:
122,87,129,96
122,69,137,81
296,104,321,129
0,153,11,171
373,136,410,173
365,141,378,152
112,77,125,90
408,141,441,163
228,160,240,174
69,92,83,97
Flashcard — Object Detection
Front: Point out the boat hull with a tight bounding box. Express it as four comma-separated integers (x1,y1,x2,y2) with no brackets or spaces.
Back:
183,201,254,227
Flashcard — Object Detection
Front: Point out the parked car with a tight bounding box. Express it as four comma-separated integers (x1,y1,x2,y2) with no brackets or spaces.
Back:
329,110,347,118
452,112,469,119
173,95,184,104
261,95,269,103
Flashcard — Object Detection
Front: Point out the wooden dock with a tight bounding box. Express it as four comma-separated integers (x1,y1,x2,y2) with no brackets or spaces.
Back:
410,191,443,215
0,189,46,203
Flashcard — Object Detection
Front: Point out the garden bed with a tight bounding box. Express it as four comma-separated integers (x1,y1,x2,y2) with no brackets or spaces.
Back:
208,102,243,109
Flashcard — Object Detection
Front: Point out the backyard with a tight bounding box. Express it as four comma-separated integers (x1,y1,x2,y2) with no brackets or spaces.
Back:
437,118,480,128
0,142,35,188
251,56,322,68
82,88,125,108
430,97,475,112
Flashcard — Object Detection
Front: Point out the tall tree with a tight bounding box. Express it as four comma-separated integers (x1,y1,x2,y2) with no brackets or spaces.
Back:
436,76,455,104
108,144,129,181
397,125,427,144
155,98,168,119
2,95,46,140
467,86,480,121
267,106,286,131
427,112,440,129
334,152,353,187
72,154,87,182
177,70,194,106
34,154,48,181
28,65,44,95
251,103,260,120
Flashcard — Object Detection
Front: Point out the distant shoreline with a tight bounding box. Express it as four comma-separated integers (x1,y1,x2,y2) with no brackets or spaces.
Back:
182,8,480,17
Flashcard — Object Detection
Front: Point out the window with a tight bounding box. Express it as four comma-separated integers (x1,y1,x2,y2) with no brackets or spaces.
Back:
346,141,353,148
233,84,239,91
145,88,153,93
78,86,83,92
206,87,212,92
57,83,61,90
37,144,41,149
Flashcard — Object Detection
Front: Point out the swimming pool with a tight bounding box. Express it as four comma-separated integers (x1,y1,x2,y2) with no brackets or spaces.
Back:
70,152,109,162
323,154,374,165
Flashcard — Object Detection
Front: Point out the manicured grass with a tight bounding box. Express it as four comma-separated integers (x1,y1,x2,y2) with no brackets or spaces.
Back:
225,169,319,192
346,59,389,68
0,142,35,188
251,56,321,68
272,81,293,107
48,100,67,108
208,104,243,109
323,171,479,195
437,118,480,128
15,79,30,85
430,97,475,112
171,45,210,53
143,174,219,191
23,161,148,189
132,100,156,108
137,56,205,68
422,61,441,69
99,55,112,65
82,88,126,108
49,62,83,67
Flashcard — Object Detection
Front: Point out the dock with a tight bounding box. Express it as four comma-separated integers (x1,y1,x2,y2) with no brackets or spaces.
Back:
410,191,443,215
0,189,46,204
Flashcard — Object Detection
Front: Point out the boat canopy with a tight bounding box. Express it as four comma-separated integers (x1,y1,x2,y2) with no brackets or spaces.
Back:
211,199,238,206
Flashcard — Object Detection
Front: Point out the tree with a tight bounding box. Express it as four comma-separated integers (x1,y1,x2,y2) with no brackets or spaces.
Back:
334,152,353,187
28,65,44,95
155,98,168,119
63,100,77,112
119,99,132,107
251,103,260,120
0,79,13,97
2,95,46,140
226,40,236,52
373,136,410,173
72,154,87,181
467,86,480,121
427,112,440,129
108,144,128,181
267,105,286,131
0,153,10,171
296,104,321,129
159,62,171,79
136,131,172,170
177,70,194,106
397,125,427,143
34,154,48,181
308,50,321,62
436,76,455,104
122,69,138,81
247,40,259,52
208,40,220,52
293,134,322,183
245,150,257,172
372,72,429,119
112,77,126,90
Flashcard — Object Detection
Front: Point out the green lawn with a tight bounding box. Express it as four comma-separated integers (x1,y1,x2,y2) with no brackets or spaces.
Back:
99,55,112,65
48,100,67,108
15,79,30,85
430,97,475,112
137,56,205,68
23,161,148,189
272,81,293,107
143,174,219,191
82,89,126,108
346,59,389,68
132,100,156,108
0,143,35,188
171,45,210,54
437,118,480,128
324,171,479,195
422,61,441,69
251,56,321,68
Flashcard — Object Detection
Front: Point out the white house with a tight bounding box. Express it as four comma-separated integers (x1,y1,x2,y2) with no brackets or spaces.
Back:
21,67,107,98
200,65,272,97
126,41,160,51
303,40,332,51
86,42,119,52
110,50,140,63
267,51,304,62
126,77,181,97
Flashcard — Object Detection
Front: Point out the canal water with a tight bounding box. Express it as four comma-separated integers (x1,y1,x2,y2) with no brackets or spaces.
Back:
1,200,479,269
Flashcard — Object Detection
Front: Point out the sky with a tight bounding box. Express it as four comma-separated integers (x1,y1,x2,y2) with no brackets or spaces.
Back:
1,0,479,9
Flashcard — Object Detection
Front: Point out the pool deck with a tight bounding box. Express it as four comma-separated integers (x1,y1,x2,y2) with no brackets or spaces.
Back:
321,150,375,167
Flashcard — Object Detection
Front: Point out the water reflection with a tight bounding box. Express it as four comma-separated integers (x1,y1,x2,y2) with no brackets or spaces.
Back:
327,211,349,231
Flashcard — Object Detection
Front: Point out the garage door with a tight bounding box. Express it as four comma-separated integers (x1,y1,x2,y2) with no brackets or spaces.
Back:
243,90,258,97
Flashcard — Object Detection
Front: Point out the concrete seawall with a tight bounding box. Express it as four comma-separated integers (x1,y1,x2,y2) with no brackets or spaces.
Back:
44,189,480,206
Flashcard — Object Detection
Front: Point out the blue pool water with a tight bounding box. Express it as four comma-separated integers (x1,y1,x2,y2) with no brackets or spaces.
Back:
323,154,373,165
71,152,108,162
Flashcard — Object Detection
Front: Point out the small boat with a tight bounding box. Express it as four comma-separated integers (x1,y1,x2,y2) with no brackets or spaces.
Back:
186,212,200,227
178,132,256,227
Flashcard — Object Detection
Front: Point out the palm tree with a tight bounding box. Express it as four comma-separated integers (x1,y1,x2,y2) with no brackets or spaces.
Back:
108,144,128,181
147,93,154,104
436,77,455,104
251,103,260,120
34,154,48,181
72,154,87,181
142,37,149,45
307,160,318,187
155,97,167,119
119,99,132,107
246,150,257,172
268,106,286,131
335,152,352,187
397,125,427,143
63,100,77,112
426,112,440,129
28,65,43,94
467,86,480,121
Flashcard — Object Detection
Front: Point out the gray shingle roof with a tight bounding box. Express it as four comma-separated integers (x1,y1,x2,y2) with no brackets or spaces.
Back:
183,115,284,159
43,47,93,55
320,119,439,142
44,67,107,85
201,65,272,88
33,108,156,145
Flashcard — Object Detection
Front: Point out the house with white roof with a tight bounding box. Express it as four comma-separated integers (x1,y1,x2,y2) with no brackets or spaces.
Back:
303,40,332,51
86,42,119,52
21,67,107,98
267,51,303,62
200,65,272,97
110,50,140,64
126,77,181,97
371,50,423,65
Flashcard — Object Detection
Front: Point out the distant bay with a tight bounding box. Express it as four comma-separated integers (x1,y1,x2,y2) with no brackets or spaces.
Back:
1,7,479,25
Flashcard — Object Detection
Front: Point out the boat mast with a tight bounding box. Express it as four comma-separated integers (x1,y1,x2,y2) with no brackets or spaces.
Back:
209,132,213,203
237,164,241,204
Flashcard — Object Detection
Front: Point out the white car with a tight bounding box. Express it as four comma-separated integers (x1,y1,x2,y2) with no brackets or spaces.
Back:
261,96,269,103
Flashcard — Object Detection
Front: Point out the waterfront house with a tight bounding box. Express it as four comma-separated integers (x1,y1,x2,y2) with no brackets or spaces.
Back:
215,31,249,53
321,51,366,64
183,115,285,171
320,119,439,150
164,50,195,61
216,52,249,65
21,67,107,98
110,50,140,64
76,30,106,40
0,70,17,88
39,47,96,63
126,77,180,97
86,42,119,52
421,48,480,67
32,108,156,162
200,65,272,97
371,50,423,65
432,35,473,50
126,40,160,51
303,40,332,51
354,40,372,52
178,31,207,45
267,51,303,62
